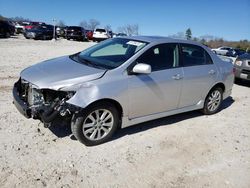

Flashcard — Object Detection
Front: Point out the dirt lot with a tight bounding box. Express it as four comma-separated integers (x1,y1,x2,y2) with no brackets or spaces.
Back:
0,36,250,188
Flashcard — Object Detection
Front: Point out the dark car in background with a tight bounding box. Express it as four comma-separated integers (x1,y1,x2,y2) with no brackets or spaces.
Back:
226,48,245,57
234,53,250,82
24,25,54,40
65,26,86,41
0,20,15,38
108,30,113,38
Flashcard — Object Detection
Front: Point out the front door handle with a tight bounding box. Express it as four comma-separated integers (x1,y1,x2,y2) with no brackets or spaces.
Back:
208,70,216,75
172,74,183,80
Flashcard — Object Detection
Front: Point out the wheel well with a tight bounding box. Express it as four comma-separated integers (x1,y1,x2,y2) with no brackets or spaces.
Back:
86,99,123,128
206,83,225,98
211,83,225,92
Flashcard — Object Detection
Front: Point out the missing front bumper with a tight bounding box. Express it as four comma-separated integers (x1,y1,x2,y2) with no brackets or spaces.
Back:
13,82,31,118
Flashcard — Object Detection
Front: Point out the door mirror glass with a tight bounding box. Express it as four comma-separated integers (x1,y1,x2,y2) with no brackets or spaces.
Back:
132,63,151,74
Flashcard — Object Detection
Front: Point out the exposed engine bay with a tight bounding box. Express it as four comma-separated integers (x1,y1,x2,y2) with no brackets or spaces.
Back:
14,78,78,127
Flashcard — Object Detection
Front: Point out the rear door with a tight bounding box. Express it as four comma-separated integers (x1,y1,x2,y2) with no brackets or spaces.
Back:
178,43,218,108
128,43,183,119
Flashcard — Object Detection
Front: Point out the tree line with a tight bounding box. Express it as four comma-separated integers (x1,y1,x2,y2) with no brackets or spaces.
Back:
177,28,250,51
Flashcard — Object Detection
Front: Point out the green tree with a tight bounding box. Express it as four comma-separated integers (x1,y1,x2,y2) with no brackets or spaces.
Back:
185,28,192,40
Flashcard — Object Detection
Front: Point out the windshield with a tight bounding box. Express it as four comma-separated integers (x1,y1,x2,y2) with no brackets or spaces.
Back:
76,38,148,69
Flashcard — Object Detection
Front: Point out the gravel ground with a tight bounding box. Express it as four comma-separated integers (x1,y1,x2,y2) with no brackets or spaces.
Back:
0,36,250,188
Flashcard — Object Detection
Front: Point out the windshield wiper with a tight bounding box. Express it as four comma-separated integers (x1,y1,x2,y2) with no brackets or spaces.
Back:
78,56,107,70
70,53,112,70
69,53,95,67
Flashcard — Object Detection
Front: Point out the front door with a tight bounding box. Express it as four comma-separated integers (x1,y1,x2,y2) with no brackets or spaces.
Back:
128,43,183,119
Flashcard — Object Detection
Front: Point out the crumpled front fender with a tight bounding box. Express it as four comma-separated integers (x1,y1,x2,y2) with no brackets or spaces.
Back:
66,78,129,116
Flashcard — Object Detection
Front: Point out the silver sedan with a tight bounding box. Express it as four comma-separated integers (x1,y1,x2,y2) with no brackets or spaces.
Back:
13,36,234,145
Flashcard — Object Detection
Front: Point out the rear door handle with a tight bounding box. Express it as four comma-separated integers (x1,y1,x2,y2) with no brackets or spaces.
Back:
172,74,183,80
208,70,216,75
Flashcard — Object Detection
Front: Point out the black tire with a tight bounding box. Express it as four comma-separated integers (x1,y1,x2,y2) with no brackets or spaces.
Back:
234,77,241,84
202,87,223,115
5,32,10,38
71,102,119,146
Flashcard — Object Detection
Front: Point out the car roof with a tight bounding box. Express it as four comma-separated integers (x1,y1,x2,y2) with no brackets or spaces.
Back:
120,35,205,46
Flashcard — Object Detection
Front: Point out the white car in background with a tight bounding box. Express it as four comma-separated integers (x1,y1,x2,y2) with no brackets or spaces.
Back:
211,46,233,55
93,28,110,42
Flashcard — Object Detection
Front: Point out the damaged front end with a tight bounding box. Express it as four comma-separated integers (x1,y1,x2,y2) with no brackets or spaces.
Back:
13,78,78,127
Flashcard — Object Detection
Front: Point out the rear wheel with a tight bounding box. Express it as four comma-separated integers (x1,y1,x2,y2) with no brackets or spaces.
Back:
202,87,223,115
5,32,10,38
71,102,119,146
234,77,241,84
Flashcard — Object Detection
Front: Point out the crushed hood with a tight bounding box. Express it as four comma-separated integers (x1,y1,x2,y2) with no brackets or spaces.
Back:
21,56,106,90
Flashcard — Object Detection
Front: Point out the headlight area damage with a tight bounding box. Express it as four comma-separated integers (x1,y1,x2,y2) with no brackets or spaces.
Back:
13,78,78,127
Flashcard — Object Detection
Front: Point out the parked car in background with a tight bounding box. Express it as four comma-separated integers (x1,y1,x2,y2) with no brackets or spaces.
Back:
56,26,66,38
13,36,234,145
93,28,110,42
234,53,250,81
108,30,113,38
24,25,54,40
212,46,233,55
17,21,30,33
226,48,245,57
24,22,46,30
65,26,86,41
113,33,127,38
0,20,15,38
14,22,24,34
86,30,93,40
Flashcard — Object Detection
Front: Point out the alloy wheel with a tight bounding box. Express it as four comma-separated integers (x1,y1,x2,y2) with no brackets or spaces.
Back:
207,90,222,112
82,109,114,141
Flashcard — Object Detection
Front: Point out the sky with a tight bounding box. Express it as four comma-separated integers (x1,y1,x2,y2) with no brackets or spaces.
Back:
0,0,249,41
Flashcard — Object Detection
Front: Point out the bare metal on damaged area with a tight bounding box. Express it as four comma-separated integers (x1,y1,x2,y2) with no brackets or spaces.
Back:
13,36,234,145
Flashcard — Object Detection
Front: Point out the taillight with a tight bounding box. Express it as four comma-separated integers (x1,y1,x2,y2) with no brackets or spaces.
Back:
235,60,243,66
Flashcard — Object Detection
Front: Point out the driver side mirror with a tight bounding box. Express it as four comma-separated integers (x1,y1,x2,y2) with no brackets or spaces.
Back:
132,63,151,74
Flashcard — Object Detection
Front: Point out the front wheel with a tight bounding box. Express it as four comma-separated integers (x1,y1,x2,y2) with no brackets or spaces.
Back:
71,102,119,146
202,87,223,115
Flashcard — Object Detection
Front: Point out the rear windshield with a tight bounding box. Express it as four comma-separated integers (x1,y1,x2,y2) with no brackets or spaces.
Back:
96,29,106,32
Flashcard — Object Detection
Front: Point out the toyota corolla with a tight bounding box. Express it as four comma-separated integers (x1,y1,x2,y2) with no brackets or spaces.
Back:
13,36,234,146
